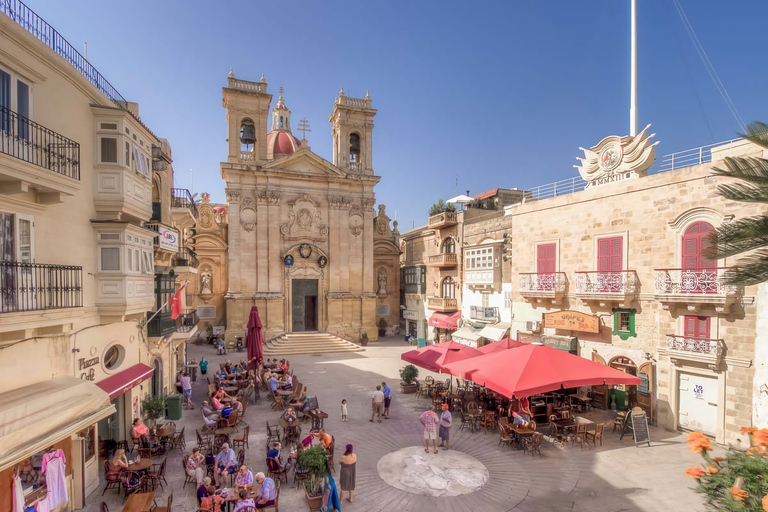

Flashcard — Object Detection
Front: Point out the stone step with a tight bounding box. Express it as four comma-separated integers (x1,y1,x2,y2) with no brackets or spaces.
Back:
263,332,363,356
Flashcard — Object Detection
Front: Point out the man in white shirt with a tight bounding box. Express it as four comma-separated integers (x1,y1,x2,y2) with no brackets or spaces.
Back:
370,385,385,423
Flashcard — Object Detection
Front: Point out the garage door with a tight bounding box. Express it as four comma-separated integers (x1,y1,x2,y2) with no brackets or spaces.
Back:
678,373,718,436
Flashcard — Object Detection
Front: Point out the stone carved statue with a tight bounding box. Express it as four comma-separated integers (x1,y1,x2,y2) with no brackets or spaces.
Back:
200,272,213,295
378,269,387,295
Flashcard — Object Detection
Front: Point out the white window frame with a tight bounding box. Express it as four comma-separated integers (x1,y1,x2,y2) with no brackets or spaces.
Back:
99,247,121,272
98,136,119,164
0,65,33,119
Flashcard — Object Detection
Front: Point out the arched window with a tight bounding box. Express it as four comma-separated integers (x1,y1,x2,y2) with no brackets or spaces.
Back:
279,115,284,129
442,237,455,254
441,276,456,299
349,133,360,162
682,221,716,270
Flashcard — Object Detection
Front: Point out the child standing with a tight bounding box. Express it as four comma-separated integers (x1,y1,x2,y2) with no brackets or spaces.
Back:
341,399,348,422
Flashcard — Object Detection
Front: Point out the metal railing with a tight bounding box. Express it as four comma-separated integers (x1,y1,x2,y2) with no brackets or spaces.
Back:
666,334,724,357
0,0,128,109
658,139,741,172
574,270,639,295
519,272,568,293
654,268,739,296
0,262,82,313
427,296,458,310
177,311,199,333
0,105,80,179
428,211,458,227
428,253,458,266
174,247,199,268
171,188,198,219
527,177,586,200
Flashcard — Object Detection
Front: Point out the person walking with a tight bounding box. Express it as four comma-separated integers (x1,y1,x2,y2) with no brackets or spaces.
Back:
439,404,452,450
370,385,385,423
382,381,392,419
181,371,193,409
420,408,439,454
339,444,357,503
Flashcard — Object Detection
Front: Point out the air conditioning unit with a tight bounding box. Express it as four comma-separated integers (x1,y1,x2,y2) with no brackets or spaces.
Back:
525,321,541,333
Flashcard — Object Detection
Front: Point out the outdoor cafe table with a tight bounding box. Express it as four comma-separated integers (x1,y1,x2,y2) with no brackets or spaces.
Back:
128,458,153,473
224,386,239,394
278,389,294,398
278,416,299,429
306,409,328,431
506,424,535,447
555,416,595,433
122,491,155,512
569,394,593,412
185,363,199,382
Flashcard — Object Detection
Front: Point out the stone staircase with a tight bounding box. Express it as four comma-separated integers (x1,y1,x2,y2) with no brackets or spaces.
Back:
263,332,365,356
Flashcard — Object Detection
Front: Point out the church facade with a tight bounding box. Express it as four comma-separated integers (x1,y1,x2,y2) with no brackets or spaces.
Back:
221,73,398,342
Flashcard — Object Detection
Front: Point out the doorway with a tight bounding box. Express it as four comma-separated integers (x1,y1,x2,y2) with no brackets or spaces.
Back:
678,372,718,436
292,279,318,332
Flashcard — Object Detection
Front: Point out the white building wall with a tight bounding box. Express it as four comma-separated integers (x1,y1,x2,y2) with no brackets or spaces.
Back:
754,282,768,428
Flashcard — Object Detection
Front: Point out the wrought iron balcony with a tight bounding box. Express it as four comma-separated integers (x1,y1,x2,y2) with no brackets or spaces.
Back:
176,311,199,333
574,270,639,307
174,247,199,269
664,334,725,369
428,211,458,229
0,105,80,179
654,268,740,313
427,296,458,312
171,188,198,219
0,262,82,313
519,272,567,305
428,253,458,267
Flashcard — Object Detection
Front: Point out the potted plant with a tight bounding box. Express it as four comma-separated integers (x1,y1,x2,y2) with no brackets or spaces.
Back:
378,318,388,337
360,332,369,347
141,394,165,428
298,445,327,510
400,364,419,394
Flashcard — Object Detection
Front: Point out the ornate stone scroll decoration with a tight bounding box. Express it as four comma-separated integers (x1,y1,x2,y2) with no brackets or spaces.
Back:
362,198,375,212
225,188,241,204
239,195,257,231
574,124,659,188
373,204,396,241
256,191,281,204
328,196,351,210
198,192,215,229
281,194,328,241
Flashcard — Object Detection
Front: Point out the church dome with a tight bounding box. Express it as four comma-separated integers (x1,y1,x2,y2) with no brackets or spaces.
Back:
267,130,301,156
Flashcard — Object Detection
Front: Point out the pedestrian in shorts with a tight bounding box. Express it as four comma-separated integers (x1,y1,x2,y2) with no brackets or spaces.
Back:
370,385,384,423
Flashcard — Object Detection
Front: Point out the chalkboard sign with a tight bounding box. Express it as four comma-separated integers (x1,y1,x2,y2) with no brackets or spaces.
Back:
307,396,319,411
631,411,651,447
638,372,650,397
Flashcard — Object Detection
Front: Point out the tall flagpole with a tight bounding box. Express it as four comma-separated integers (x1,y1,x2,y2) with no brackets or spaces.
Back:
629,0,638,136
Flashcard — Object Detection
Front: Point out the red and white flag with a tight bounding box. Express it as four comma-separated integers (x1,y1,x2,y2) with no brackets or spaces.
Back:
169,282,187,320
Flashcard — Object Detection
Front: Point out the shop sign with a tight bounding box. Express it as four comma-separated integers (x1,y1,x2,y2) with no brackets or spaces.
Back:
403,310,419,320
197,305,216,319
157,225,179,252
212,326,226,335
517,332,541,344
543,310,600,333
78,356,99,381
638,372,650,397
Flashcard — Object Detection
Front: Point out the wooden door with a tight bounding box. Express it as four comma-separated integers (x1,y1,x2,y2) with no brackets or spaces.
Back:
304,296,317,331
597,236,623,292
591,353,608,409
536,243,556,290
637,362,654,424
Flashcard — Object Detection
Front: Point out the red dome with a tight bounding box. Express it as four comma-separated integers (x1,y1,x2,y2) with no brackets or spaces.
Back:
267,131,301,156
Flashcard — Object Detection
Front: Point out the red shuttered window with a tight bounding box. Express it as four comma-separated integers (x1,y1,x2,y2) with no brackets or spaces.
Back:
684,315,710,339
536,243,556,274
597,236,623,272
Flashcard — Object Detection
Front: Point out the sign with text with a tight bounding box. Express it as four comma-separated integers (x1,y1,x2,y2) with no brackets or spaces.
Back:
403,310,419,321
212,326,225,335
543,310,600,333
376,304,390,316
197,305,216,319
157,225,179,252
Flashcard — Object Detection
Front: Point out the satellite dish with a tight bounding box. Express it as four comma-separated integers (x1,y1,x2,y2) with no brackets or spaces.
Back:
457,318,464,328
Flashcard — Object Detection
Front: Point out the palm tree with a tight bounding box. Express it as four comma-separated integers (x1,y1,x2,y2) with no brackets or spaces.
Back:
709,121,768,285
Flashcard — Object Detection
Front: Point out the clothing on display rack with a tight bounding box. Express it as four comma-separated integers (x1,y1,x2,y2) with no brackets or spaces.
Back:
41,449,67,510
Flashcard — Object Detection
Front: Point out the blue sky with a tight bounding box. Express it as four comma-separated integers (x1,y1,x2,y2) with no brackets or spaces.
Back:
29,0,768,230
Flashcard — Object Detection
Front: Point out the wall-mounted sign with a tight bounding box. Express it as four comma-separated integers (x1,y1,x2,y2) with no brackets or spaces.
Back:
517,332,541,344
575,125,658,188
212,326,225,335
376,304,390,316
197,305,216,319
403,310,419,321
544,310,600,333
157,225,179,252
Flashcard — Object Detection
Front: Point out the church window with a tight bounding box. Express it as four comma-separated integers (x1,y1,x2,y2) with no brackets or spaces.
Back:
349,133,360,162
279,115,284,129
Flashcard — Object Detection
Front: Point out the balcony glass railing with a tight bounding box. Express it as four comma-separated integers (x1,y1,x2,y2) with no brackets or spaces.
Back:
0,105,80,179
0,262,82,313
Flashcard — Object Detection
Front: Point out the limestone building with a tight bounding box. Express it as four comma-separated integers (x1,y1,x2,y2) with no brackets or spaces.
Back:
221,73,398,342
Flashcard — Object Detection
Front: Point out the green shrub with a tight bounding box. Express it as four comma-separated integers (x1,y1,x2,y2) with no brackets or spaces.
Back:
400,364,419,386
298,445,327,496
141,394,165,423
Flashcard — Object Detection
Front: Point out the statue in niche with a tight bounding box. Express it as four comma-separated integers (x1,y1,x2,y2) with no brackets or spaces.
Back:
201,271,213,295
377,269,387,296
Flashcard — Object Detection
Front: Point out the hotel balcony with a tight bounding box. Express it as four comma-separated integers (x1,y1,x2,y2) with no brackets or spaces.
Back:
428,253,458,268
427,296,458,312
0,106,80,204
663,334,725,370
427,211,458,229
574,270,639,308
519,272,567,306
654,268,741,314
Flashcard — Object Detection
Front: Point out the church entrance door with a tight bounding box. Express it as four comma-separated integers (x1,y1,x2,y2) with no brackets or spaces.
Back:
292,279,319,332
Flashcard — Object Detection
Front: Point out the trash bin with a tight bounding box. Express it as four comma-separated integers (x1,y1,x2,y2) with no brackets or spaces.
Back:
165,394,183,420
417,337,426,348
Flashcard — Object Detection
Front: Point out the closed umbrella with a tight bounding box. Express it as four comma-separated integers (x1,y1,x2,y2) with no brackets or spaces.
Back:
477,338,527,355
245,306,264,368
443,343,641,398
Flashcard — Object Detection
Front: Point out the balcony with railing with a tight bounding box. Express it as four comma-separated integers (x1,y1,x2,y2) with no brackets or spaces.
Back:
173,247,199,273
664,334,725,368
147,309,175,338
171,188,198,219
428,211,458,229
574,270,639,307
175,311,199,338
0,262,82,313
519,272,567,305
654,268,740,313
428,253,458,268
0,106,81,202
427,296,458,312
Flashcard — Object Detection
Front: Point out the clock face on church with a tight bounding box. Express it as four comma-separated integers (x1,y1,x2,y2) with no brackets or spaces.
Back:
349,214,363,231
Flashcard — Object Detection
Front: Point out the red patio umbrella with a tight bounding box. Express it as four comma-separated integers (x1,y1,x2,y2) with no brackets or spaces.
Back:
245,306,264,368
442,343,641,398
401,341,483,374
477,338,527,355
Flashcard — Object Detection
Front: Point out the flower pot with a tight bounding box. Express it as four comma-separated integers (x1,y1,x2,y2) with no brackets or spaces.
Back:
360,338,369,347
400,382,418,394
304,489,324,511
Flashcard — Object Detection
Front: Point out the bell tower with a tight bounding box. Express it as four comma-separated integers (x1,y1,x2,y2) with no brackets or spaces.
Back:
271,88,292,133
329,89,377,175
222,70,272,164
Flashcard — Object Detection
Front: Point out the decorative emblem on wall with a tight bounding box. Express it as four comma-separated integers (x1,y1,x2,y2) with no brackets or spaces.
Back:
574,125,658,188
299,244,313,258
318,255,328,268
239,196,257,231
349,213,364,236
284,254,294,267
281,194,328,241
297,209,313,229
